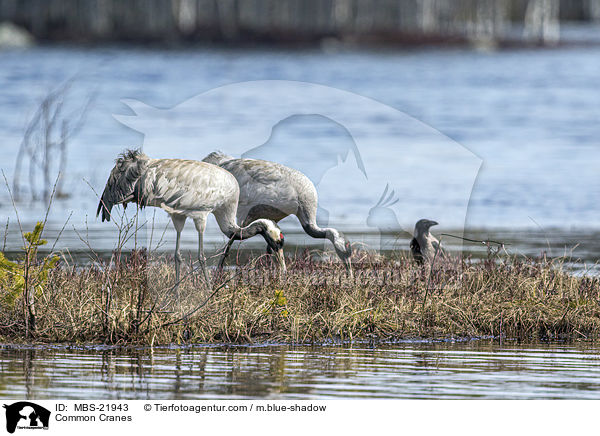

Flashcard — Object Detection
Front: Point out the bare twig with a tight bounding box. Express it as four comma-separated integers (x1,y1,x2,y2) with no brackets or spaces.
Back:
2,170,25,247
13,79,94,203
50,211,73,253
440,233,508,247
2,217,9,252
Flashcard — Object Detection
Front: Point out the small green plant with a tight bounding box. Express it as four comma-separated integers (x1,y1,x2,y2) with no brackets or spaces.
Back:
0,221,59,337
263,289,289,318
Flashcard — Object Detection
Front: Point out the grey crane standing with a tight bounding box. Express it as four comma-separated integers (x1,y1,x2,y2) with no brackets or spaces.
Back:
410,219,442,264
97,150,285,285
202,152,353,277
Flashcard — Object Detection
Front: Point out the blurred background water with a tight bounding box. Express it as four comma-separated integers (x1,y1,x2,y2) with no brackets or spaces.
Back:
0,1,599,264
1,43,599,263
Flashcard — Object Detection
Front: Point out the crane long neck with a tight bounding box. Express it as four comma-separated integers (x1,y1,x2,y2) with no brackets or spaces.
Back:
213,207,270,242
302,222,334,243
228,220,266,241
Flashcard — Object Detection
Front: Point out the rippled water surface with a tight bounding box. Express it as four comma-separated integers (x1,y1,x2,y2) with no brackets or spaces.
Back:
2,342,600,399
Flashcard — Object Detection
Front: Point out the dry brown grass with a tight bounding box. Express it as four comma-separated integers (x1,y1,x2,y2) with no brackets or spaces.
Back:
1,249,600,345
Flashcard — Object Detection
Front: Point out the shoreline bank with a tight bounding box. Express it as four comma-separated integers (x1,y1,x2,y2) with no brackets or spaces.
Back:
1,252,599,345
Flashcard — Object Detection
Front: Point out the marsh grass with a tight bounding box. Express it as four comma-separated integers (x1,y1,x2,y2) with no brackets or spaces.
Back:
1,246,599,345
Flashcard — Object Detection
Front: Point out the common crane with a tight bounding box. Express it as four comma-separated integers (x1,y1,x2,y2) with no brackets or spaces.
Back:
202,152,353,276
97,150,285,285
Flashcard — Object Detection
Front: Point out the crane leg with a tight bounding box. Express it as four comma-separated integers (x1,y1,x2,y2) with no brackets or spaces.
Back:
193,215,210,286
170,214,186,295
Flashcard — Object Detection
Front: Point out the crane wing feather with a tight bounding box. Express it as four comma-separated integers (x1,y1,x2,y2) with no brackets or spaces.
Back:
218,158,304,217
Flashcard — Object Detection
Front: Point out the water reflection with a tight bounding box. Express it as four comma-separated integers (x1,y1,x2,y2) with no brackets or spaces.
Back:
1,342,600,399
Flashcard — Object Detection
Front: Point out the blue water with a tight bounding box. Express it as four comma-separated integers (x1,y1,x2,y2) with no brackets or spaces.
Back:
0,44,599,257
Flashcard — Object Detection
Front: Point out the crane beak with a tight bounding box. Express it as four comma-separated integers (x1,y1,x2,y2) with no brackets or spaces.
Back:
273,247,286,273
345,258,353,280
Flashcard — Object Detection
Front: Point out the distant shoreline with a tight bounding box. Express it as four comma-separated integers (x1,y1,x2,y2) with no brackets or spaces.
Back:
2,0,600,48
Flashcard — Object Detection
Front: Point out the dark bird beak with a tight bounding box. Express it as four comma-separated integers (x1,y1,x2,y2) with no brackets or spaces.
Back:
429,220,439,226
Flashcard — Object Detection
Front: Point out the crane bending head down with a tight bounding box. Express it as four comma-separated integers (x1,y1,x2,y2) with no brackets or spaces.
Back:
203,151,353,277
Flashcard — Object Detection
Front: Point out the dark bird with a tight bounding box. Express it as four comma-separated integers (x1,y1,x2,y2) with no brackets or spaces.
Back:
410,219,442,264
